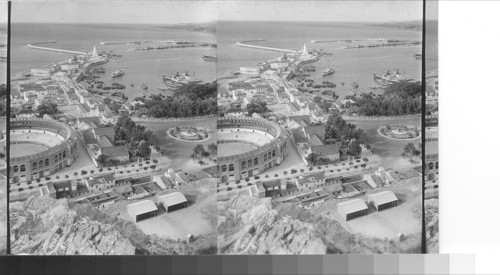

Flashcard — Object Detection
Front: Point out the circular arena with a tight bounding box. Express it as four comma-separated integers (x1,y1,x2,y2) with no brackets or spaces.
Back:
10,118,78,183
217,117,289,182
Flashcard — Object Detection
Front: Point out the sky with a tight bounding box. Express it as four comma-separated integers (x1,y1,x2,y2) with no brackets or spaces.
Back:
12,1,217,24
218,1,424,22
0,2,6,24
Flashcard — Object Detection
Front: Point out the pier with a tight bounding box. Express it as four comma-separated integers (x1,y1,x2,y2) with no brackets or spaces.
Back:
236,39,297,53
27,41,86,55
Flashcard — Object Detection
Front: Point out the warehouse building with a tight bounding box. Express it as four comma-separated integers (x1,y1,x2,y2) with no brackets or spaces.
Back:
337,198,369,221
368,191,399,211
127,200,158,222
158,192,188,213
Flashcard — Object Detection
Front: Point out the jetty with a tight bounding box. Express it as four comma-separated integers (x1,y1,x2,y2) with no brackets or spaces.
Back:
27,41,86,55
236,39,297,53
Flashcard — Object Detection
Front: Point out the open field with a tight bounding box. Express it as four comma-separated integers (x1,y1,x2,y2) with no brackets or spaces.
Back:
348,116,421,169
316,177,422,240
138,118,217,171
111,178,217,241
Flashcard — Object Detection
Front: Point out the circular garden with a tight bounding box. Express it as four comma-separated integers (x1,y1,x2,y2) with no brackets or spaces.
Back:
167,126,210,142
378,124,421,140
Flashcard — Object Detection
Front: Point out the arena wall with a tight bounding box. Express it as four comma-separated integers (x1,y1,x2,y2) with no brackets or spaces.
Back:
10,118,78,183
217,117,289,182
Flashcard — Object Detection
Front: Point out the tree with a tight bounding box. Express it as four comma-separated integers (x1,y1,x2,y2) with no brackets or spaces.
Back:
138,142,151,158
192,144,206,159
348,140,362,157
103,97,112,105
96,155,107,167
37,100,59,118
246,100,269,115
402,142,420,158
207,143,217,156
306,153,318,166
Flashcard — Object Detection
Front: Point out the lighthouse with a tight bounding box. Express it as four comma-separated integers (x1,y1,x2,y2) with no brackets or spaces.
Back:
91,45,98,57
302,43,308,55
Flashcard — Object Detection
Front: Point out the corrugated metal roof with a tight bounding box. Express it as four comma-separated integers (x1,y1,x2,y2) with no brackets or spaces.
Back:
337,198,368,216
368,191,398,206
158,192,188,208
127,200,158,216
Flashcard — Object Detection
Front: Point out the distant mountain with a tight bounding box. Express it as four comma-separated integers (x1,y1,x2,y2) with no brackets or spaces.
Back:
162,21,216,34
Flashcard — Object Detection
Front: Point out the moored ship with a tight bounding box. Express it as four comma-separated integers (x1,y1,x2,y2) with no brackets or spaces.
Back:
111,69,124,78
322,67,335,76
373,69,413,86
163,71,202,85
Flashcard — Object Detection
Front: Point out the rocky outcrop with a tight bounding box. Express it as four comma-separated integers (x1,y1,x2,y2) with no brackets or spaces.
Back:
218,195,422,254
10,196,135,255
218,196,326,254
425,198,439,253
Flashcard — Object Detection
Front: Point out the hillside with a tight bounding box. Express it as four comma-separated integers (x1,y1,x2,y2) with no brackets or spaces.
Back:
10,196,215,255
218,195,421,254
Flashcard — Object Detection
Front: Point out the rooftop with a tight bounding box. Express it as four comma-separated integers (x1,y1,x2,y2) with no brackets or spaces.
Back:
127,200,158,216
337,198,368,215
158,192,188,208
311,144,340,156
101,145,129,157
368,191,399,205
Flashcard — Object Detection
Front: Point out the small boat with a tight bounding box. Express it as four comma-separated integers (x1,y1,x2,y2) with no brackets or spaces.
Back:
111,69,124,78
202,55,217,61
340,82,345,86
322,67,335,76
352,82,359,89
141,83,148,90
413,53,422,59
130,83,134,87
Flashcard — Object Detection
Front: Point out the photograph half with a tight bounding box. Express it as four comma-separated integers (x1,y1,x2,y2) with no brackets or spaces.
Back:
8,1,217,255
424,0,439,254
216,0,424,254
0,1,7,255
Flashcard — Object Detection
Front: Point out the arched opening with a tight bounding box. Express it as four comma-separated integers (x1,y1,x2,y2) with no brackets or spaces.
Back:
222,165,227,172
254,158,258,165
229,164,234,171
20,164,26,172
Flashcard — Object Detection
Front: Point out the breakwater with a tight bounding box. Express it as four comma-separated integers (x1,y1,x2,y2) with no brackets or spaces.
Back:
27,41,86,55
235,39,297,53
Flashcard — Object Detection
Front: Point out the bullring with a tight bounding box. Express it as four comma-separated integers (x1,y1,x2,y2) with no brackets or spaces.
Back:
217,117,289,182
10,118,78,183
